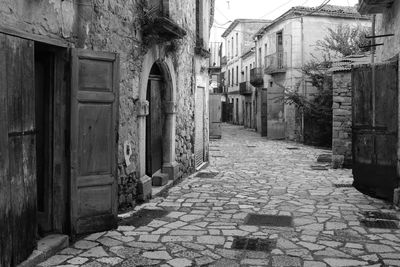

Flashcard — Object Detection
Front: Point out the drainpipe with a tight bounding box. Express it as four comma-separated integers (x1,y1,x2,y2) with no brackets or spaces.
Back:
371,15,376,127
371,15,377,167
301,16,305,142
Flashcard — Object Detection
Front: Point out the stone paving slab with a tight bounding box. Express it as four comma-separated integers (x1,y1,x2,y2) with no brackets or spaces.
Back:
37,124,400,267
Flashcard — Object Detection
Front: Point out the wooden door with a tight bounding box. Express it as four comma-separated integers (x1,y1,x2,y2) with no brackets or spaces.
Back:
70,49,119,235
195,87,205,168
0,34,36,266
209,94,222,138
352,60,398,200
267,86,285,139
146,76,163,176
261,89,268,137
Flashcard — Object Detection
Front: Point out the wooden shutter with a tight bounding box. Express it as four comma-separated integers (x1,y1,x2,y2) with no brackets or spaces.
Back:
0,34,36,266
70,49,119,235
209,94,221,138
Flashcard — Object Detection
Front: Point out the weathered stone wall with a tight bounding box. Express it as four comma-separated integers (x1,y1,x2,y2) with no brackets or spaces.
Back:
332,71,352,168
0,0,209,210
375,0,400,62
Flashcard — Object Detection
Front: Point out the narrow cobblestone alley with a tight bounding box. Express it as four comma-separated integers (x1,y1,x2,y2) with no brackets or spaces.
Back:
38,124,400,267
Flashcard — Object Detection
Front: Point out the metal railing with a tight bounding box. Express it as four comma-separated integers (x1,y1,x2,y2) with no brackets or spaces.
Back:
250,68,264,87
239,82,253,95
265,52,287,74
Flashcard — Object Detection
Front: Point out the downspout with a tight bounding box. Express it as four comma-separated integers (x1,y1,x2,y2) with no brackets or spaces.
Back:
371,15,378,167
301,16,305,142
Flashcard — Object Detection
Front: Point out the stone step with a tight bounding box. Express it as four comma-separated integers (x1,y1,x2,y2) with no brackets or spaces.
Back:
18,234,69,267
152,172,169,186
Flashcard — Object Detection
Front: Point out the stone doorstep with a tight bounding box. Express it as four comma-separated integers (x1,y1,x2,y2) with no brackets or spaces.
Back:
152,171,169,186
18,234,69,267
196,161,209,171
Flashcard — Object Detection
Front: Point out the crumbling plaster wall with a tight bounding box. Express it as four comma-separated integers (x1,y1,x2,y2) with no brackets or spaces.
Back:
375,0,400,62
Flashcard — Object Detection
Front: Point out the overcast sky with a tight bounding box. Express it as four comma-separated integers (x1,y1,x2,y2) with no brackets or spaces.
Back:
210,0,359,42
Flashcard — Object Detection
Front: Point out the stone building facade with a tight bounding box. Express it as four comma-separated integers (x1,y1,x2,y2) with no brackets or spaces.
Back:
331,70,352,168
0,0,213,265
222,19,270,125
330,55,370,169
253,5,370,141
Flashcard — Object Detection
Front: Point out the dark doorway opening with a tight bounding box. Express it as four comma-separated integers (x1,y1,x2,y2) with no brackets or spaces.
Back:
35,43,55,235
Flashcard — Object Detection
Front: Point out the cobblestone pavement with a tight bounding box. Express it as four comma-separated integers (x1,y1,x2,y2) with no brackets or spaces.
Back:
39,124,400,267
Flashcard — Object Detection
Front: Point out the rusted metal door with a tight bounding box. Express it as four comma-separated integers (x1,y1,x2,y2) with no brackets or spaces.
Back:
195,86,205,168
352,60,398,200
209,94,221,138
146,76,163,176
0,34,36,266
70,49,119,235
267,86,285,139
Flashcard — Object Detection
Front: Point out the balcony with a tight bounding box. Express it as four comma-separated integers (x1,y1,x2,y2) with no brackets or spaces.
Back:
358,0,394,14
239,82,253,95
221,56,227,66
265,52,287,74
143,0,187,41
250,68,264,87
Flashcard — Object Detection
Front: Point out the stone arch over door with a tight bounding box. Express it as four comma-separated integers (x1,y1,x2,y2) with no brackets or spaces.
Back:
137,46,178,200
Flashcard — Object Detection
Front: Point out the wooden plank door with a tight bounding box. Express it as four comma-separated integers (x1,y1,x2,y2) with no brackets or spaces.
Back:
267,86,285,139
0,34,36,266
146,76,163,176
195,87,205,168
209,94,221,138
260,89,268,137
70,49,119,235
352,60,398,200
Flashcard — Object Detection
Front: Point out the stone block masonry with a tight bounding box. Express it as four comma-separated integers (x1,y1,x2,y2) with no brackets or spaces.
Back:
0,0,210,210
332,71,352,168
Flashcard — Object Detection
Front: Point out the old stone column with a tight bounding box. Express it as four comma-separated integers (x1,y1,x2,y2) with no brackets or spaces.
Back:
137,100,152,200
163,101,179,180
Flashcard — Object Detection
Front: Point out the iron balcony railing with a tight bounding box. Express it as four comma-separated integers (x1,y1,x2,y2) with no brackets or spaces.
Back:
239,82,253,95
221,56,227,65
250,67,264,87
265,52,287,74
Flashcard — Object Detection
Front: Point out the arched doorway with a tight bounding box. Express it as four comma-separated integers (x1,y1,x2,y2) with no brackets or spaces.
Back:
146,64,165,179
137,49,179,200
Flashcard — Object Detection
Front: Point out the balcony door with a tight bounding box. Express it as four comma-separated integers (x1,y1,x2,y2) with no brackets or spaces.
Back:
277,32,283,68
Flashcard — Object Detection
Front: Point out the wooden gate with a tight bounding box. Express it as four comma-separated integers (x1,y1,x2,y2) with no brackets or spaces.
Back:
209,94,221,139
195,87,205,168
267,86,285,139
70,49,119,235
352,60,399,200
146,76,164,176
0,34,36,266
